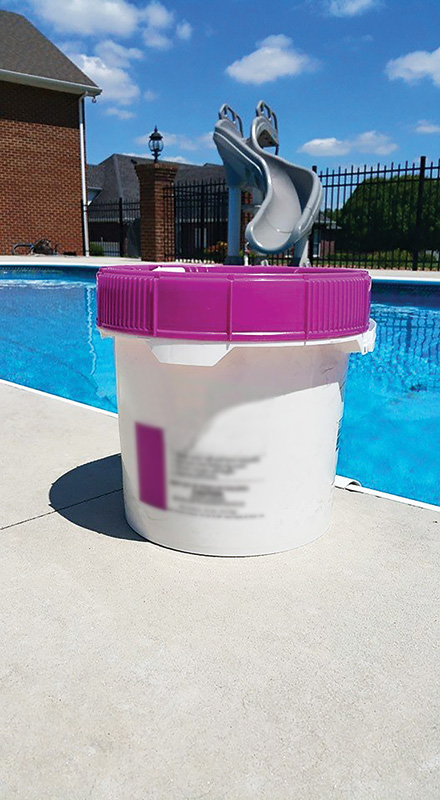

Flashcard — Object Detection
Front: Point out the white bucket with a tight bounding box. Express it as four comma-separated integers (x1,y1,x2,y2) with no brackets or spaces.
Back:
109,324,375,556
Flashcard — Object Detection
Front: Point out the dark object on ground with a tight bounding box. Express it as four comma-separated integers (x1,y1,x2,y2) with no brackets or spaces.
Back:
12,238,58,255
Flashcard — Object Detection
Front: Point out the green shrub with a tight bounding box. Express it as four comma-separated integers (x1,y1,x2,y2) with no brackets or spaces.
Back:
89,242,105,256
203,241,227,263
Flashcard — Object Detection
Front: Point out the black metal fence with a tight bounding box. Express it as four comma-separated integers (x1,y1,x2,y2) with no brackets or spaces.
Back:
163,180,228,261
163,156,440,270
315,156,440,270
87,199,140,257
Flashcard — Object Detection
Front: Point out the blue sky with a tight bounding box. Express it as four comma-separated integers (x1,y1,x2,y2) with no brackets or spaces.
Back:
7,0,440,168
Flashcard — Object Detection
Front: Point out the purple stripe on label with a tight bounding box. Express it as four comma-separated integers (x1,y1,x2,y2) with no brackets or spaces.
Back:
136,423,167,509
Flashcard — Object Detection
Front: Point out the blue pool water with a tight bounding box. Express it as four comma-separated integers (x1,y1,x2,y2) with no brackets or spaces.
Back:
1,270,439,506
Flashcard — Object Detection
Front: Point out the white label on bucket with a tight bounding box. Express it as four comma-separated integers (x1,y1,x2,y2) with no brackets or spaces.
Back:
167,449,265,519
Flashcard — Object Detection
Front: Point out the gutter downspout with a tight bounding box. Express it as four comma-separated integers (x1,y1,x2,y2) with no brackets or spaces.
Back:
79,96,89,256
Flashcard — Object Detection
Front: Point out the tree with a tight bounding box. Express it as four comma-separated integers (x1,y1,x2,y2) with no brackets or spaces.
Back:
337,174,440,253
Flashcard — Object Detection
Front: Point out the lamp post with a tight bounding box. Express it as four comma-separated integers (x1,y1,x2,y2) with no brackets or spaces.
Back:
149,126,163,162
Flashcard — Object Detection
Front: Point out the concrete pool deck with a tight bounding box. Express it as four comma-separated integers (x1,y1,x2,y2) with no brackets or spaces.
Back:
1,379,439,799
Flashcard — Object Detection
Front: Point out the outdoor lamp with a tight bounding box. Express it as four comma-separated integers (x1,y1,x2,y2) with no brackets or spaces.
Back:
149,126,163,162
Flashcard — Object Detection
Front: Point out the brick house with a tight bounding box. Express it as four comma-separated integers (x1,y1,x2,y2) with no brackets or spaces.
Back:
87,154,225,257
87,154,225,206
0,11,101,255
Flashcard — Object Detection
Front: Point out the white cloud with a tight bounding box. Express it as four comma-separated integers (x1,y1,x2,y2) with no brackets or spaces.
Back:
354,131,396,154
122,152,196,164
139,2,192,49
226,35,318,85
192,132,215,150
67,51,140,104
135,131,215,151
61,38,143,106
415,119,440,134
94,40,143,67
386,47,440,87
326,0,380,16
144,89,158,101
176,21,192,40
142,28,172,49
31,0,139,36
299,137,350,157
141,0,174,49
28,0,192,50
166,155,195,164
299,130,397,157
105,107,136,119
141,1,174,28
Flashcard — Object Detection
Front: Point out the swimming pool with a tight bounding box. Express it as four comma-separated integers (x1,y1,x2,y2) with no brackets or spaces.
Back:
1,269,439,506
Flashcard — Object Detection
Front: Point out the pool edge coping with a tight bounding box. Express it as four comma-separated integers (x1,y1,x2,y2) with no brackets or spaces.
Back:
1,259,440,284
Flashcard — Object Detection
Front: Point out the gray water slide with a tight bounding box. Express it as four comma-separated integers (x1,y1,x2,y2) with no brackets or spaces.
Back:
213,102,322,263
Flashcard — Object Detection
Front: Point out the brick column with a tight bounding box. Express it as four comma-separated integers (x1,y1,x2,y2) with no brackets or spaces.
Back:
136,160,178,262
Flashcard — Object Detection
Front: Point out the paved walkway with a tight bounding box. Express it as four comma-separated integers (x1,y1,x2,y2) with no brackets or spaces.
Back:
369,268,440,282
1,381,439,799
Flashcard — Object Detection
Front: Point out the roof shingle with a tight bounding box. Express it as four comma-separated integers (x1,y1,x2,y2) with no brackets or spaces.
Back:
0,11,100,94
87,154,225,205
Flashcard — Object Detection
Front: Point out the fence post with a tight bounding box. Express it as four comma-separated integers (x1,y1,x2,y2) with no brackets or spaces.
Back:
136,161,179,262
118,197,124,258
308,165,318,264
412,155,426,271
199,182,205,258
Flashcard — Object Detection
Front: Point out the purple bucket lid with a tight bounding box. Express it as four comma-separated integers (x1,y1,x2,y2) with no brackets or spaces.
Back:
96,264,371,342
